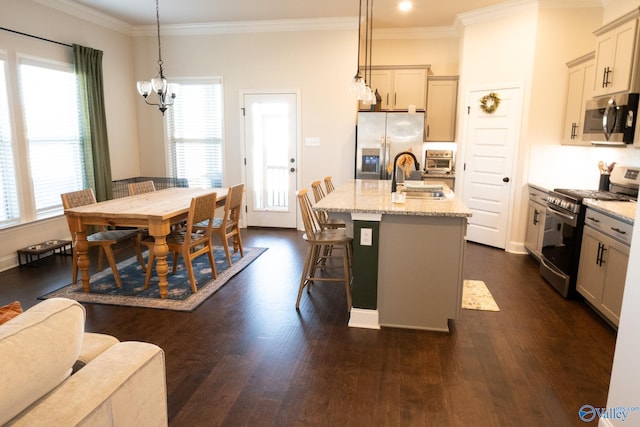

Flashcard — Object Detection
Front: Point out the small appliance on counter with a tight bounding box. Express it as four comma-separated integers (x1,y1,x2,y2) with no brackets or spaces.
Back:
424,149,454,173
540,164,639,298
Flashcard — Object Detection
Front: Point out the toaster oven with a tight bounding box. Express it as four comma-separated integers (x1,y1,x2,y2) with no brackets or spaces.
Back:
424,149,453,173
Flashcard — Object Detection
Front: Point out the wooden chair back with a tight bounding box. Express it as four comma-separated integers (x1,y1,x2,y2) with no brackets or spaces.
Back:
296,189,322,238
185,193,217,245
128,180,156,196
311,180,326,204
61,188,97,209
324,176,335,193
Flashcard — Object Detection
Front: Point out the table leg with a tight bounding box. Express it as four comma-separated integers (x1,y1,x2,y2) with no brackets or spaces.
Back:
152,236,170,299
75,231,91,293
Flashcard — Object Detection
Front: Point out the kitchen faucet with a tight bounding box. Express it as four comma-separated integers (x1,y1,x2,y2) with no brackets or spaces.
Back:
391,151,420,193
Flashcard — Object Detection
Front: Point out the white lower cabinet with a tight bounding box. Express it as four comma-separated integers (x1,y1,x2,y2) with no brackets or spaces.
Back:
576,208,631,327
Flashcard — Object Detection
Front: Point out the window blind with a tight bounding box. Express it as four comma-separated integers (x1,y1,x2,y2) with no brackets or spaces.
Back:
167,80,224,188
0,60,20,227
19,61,85,219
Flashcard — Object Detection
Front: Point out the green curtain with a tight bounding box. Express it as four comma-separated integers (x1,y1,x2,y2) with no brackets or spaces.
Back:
73,44,113,201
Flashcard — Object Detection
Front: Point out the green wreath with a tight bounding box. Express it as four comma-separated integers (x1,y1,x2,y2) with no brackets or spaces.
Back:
479,92,500,114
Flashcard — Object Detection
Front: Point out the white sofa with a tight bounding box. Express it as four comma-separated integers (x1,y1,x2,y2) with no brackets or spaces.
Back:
0,298,167,426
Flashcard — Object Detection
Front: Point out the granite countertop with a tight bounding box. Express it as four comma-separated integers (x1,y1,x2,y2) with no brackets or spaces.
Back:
314,179,472,218
528,182,551,193
583,199,637,225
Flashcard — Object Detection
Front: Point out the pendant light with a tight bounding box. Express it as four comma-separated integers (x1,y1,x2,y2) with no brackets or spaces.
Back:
136,0,178,115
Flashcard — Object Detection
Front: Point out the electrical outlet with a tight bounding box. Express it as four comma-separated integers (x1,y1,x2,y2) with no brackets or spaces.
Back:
360,228,372,246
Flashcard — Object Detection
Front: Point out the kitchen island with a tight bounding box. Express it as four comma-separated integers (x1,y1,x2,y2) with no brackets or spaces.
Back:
314,179,472,332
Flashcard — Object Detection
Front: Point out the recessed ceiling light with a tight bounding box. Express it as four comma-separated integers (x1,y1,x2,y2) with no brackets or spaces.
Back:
399,1,413,12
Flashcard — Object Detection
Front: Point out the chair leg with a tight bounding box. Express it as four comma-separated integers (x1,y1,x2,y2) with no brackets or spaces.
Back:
72,247,78,284
144,251,155,289
207,244,218,279
221,233,232,267
342,244,352,310
234,228,244,257
296,245,315,309
103,247,123,288
172,252,180,274
97,246,105,272
183,250,198,293
134,234,145,271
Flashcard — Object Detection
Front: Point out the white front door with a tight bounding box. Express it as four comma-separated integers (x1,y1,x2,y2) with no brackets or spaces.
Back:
462,86,522,249
242,93,298,228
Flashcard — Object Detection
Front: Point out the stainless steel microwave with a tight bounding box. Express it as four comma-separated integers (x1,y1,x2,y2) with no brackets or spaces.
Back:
583,93,639,144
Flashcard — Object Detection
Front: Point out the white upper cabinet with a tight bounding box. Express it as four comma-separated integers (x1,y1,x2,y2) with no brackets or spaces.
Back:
562,52,595,146
360,66,428,111
592,11,640,97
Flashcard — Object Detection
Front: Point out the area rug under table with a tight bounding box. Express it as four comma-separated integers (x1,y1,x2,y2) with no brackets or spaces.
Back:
40,246,266,312
462,280,500,311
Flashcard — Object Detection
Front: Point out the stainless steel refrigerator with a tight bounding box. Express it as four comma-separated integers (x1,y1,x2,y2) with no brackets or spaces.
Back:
355,111,425,180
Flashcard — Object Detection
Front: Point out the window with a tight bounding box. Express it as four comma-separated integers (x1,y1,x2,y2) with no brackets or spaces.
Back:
19,59,85,219
0,55,86,230
0,59,20,227
166,79,224,188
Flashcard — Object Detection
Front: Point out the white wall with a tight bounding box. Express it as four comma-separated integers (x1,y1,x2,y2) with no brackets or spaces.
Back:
0,0,140,271
372,36,460,75
133,28,358,195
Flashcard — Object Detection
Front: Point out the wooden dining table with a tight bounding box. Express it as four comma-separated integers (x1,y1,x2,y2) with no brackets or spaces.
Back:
64,187,228,299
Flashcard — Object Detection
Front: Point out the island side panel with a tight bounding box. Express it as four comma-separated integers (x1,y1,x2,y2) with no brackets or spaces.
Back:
377,215,466,332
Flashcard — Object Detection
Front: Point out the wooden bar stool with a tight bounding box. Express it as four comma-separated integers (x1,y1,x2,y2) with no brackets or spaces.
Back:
296,189,352,310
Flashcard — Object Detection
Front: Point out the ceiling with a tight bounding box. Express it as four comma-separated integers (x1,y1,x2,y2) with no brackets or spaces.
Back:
66,0,511,28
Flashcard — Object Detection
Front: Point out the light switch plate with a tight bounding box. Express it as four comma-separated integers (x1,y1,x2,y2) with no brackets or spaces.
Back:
360,228,372,246
305,136,320,147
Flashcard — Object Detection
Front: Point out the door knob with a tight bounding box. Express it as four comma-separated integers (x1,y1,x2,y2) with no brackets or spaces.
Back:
503,177,510,183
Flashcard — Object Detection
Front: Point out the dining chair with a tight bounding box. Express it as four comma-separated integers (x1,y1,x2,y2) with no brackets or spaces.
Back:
296,189,352,310
203,183,244,267
310,180,345,229
324,176,335,194
142,192,218,293
61,188,145,288
128,180,156,195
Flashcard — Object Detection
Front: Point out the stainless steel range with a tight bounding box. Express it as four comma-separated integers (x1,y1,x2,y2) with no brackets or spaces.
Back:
540,166,639,298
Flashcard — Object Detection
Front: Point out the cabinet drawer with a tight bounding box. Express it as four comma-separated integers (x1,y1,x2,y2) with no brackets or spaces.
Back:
584,208,633,245
527,186,548,205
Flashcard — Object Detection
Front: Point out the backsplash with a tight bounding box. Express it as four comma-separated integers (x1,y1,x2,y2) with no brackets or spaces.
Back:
528,144,640,190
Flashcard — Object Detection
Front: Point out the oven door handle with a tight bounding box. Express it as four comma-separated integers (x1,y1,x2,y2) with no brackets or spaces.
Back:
546,205,576,222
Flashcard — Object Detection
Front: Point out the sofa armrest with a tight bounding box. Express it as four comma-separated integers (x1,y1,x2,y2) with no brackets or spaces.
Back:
8,341,167,427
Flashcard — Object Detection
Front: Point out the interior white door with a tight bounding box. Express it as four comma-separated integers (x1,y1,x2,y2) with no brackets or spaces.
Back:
462,86,522,249
243,93,298,228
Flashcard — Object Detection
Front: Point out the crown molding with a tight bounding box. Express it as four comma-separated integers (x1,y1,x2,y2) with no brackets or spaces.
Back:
33,0,134,35
132,17,357,37
456,0,603,27
373,26,459,40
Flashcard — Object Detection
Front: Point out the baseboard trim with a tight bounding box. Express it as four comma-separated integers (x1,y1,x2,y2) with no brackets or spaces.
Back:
348,308,380,329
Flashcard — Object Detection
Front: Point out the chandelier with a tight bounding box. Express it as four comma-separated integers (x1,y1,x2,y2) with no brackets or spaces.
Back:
136,0,178,115
350,0,375,104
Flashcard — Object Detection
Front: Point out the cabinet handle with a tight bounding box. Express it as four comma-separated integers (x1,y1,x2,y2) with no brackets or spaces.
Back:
571,122,578,139
426,124,430,138
600,245,607,266
596,242,605,266
386,93,389,105
587,216,600,223
602,66,611,88
611,227,626,235
533,209,539,225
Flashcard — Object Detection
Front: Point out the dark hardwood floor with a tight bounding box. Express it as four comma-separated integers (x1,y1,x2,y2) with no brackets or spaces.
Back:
0,228,616,426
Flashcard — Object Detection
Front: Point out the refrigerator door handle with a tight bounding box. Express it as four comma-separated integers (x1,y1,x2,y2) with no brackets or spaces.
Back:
385,136,392,180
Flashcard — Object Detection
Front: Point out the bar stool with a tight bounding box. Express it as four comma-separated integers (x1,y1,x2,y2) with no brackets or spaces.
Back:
296,189,352,310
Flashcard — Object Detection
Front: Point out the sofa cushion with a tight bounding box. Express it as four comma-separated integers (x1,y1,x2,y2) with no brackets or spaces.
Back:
0,301,23,325
0,298,85,425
